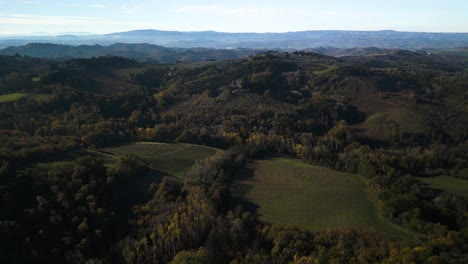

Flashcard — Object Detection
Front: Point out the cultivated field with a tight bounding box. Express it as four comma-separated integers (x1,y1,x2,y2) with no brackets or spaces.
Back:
0,93,28,103
417,176,468,196
233,157,410,236
100,142,219,177
33,142,220,226
98,142,221,228
0,93,51,103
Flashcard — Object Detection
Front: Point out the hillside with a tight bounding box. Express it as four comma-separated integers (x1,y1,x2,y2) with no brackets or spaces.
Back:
0,43,263,63
0,51,467,263
233,157,411,236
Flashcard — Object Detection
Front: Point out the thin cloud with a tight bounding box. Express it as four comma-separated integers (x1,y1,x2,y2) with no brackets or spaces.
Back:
90,4,107,9
120,4,143,14
0,14,120,26
172,5,306,18
62,3,80,7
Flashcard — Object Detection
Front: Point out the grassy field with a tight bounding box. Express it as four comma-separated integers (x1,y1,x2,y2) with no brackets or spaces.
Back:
0,93,51,104
100,142,219,177
98,142,221,228
233,157,411,237
33,142,220,222
417,176,468,196
312,65,338,76
350,84,427,141
357,107,426,138
439,49,468,57
0,93,28,103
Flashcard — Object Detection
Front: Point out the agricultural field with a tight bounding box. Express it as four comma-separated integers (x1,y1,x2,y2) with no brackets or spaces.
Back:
0,92,51,103
32,142,220,227
438,49,468,57
98,142,221,225
417,176,468,196
100,142,220,177
350,85,428,142
0,92,28,103
356,106,426,138
233,157,411,237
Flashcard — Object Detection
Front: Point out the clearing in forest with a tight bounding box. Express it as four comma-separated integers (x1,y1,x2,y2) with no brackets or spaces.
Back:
417,176,468,196
100,142,219,177
233,157,411,237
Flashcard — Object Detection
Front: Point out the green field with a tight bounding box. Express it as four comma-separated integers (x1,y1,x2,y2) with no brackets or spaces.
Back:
33,142,220,228
0,93,28,103
417,176,468,196
100,142,219,177
440,49,468,57
233,157,411,236
0,93,51,104
354,106,426,142
97,142,221,230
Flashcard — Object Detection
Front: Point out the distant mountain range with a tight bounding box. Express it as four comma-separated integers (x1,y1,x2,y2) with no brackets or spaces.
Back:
0,29,467,50
0,43,264,63
1,43,467,63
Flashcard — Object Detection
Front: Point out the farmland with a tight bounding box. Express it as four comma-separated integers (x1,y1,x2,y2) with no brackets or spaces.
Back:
100,142,220,223
94,142,219,209
233,157,411,236
0,93,28,103
0,92,51,103
100,142,220,177
1,49,467,263
31,142,221,229
417,176,468,196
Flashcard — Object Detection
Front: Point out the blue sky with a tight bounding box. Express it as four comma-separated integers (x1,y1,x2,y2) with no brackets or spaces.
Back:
0,0,467,35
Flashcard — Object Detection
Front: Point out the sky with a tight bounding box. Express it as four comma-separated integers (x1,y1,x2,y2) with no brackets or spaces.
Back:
0,0,467,35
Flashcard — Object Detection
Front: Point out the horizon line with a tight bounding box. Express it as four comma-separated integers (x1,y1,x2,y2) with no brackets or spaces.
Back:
1,28,467,37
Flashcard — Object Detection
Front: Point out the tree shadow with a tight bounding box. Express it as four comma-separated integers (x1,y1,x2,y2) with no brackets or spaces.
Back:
230,163,260,217
110,168,170,239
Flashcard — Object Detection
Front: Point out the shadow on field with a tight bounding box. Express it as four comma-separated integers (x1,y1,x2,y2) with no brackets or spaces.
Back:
111,168,170,239
230,163,260,217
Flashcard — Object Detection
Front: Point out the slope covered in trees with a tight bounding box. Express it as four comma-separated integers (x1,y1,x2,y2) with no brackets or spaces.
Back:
0,50,467,263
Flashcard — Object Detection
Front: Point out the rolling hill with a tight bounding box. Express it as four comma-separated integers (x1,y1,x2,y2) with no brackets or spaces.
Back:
0,43,263,63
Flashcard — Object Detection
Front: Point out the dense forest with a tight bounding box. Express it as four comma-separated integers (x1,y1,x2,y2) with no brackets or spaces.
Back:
0,49,467,263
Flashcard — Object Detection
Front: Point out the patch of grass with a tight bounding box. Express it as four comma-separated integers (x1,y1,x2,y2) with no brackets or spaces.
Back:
100,142,220,177
33,142,221,233
0,93,28,103
356,106,426,140
417,176,468,196
99,142,221,227
233,157,411,237
441,50,468,57
94,76,141,94
312,65,338,76
0,93,51,104
33,94,51,103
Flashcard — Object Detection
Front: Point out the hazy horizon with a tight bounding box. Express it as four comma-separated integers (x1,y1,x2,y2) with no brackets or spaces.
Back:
1,28,467,38
0,0,467,36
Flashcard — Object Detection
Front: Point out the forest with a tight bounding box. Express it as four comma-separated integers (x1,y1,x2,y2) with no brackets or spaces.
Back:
0,49,467,263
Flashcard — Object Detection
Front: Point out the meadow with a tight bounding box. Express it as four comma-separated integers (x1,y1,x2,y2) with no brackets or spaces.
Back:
93,142,221,230
33,142,221,228
417,176,468,196
0,93,28,103
0,93,51,103
100,142,220,177
233,157,411,237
